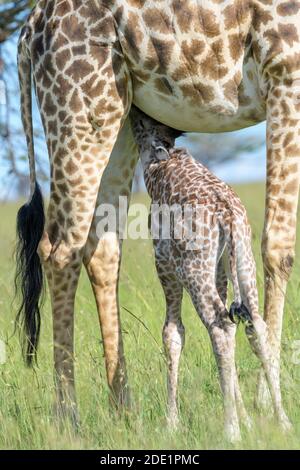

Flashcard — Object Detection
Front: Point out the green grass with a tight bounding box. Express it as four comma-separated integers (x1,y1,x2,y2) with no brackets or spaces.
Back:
1,182,300,449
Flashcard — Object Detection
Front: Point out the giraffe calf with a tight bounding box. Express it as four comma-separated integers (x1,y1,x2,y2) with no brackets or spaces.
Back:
129,106,291,442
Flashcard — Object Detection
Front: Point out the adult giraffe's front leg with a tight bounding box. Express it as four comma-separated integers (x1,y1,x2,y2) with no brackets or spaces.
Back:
83,118,138,409
257,80,300,410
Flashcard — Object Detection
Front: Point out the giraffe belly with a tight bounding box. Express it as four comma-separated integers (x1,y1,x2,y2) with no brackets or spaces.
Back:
113,0,266,132
128,41,266,133
132,79,266,133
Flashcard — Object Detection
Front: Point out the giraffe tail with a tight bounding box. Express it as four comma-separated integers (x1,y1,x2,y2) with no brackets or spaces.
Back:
222,219,252,325
15,26,45,366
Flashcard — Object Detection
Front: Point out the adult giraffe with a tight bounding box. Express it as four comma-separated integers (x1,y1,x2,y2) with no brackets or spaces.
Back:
16,0,300,429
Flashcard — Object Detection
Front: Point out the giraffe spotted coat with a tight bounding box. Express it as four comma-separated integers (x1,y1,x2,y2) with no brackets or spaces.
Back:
130,106,291,441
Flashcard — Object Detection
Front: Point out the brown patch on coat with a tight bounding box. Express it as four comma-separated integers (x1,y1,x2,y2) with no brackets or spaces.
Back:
180,82,215,104
228,33,244,62
64,159,79,176
61,15,86,41
69,90,84,113
223,0,251,29
65,59,94,81
278,23,299,47
173,0,196,34
201,54,228,80
143,8,172,34
44,93,57,116
253,5,273,31
197,5,220,37
277,1,300,16
182,39,205,62
55,48,71,69
124,12,144,62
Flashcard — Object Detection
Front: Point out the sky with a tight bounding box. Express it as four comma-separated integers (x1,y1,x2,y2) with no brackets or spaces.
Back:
179,122,266,184
0,37,267,200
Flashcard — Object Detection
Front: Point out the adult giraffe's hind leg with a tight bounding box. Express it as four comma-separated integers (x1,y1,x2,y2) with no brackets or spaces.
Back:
83,118,138,409
256,82,300,411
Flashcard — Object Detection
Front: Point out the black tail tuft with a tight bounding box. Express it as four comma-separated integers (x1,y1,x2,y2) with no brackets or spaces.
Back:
15,183,45,366
229,301,252,325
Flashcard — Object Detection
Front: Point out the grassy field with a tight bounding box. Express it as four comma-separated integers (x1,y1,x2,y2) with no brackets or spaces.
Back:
1,182,300,450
